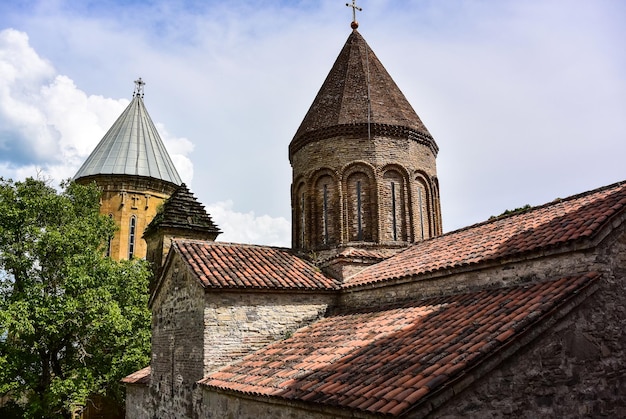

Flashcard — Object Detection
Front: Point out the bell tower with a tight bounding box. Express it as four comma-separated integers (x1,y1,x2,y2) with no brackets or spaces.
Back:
74,79,182,260
289,20,442,277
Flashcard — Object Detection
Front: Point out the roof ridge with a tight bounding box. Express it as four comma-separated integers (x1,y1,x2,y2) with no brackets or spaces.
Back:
173,238,293,252
440,179,626,238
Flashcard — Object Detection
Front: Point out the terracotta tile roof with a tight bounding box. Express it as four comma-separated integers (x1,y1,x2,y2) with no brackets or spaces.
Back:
174,240,340,291
346,181,626,288
289,30,436,161
122,366,150,385
199,272,599,416
320,247,392,263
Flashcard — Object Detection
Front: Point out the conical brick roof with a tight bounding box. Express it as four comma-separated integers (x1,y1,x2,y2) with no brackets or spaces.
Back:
289,30,436,160
74,88,182,186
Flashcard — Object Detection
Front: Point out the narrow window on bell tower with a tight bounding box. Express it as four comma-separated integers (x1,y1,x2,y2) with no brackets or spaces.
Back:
106,214,113,257
418,187,425,240
128,215,137,259
300,192,305,247
356,180,363,241
323,184,329,245
391,182,397,241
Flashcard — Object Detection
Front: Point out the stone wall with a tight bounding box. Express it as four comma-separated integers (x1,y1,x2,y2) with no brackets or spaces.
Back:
150,255,206,418
200,390,368,419
125,385,151,419
202,291,335,377
339,247,602,310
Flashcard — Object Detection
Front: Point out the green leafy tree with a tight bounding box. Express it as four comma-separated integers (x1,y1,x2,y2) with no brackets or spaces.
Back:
0,178,151,418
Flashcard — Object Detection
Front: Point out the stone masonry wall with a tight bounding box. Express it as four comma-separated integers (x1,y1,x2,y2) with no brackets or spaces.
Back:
290,135,440,254
201,291,335,377
125,385,151,419
424,224,626,418
339,248,602,310
150,254,206,418
201,390,367,419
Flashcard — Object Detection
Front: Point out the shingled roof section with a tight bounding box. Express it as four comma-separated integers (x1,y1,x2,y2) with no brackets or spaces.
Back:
200,272,599,416
289,29,437,160
144,183,221,238
346,181,626,288
174,240,340,291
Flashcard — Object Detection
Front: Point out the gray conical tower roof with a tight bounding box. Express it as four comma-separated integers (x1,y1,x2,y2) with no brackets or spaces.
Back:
289,30,437,160
74,81,182,185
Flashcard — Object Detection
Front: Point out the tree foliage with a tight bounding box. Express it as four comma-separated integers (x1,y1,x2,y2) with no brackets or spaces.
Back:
0,178,151,418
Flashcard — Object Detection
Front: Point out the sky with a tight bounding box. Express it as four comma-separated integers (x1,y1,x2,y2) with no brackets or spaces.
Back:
0,0,624,247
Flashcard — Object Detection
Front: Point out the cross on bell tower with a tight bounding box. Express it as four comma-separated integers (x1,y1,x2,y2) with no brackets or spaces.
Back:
133,77,145,98
346,0,362,29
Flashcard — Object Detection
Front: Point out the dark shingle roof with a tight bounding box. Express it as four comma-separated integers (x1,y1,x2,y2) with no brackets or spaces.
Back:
289,30,436,160
346,181,626,288
144,183,221,237
174,240,340,291
199,272,599,416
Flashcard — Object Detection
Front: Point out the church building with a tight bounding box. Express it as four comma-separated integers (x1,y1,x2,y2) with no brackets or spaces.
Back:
118,13,625,419
74,78,183,261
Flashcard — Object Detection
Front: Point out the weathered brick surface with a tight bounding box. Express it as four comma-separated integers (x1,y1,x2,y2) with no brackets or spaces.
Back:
150,256,206,418
125,385,151,419
291,135,441,256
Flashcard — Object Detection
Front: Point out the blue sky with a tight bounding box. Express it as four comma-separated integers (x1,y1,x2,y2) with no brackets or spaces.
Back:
1,0,625,246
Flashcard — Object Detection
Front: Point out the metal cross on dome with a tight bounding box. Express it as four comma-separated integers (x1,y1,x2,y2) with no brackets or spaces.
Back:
346,0,362,29
134,77,145,98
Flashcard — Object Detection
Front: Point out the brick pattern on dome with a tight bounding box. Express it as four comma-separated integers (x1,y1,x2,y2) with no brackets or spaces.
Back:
174,240,340,291
346,181,626,288
200,272,599,416
144,183,221,237
290,30,435,159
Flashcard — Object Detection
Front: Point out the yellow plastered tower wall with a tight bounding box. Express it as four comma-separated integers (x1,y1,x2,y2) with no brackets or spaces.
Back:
74,79,182,260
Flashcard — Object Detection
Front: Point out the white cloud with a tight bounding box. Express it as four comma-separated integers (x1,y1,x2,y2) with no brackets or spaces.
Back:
206,200,290,247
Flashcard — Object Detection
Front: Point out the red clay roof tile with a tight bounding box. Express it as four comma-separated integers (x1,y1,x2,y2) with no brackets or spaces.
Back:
346,182,626,288
173,240,340,291
199,272,598,416
121,366,150,385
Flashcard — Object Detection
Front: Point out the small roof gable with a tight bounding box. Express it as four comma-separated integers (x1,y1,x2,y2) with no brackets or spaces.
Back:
121,366,150,385
144,183,221,238
200,272,599,416
173,240,340,291
289,30,436,159
346,180,626,288
74,88,182,185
